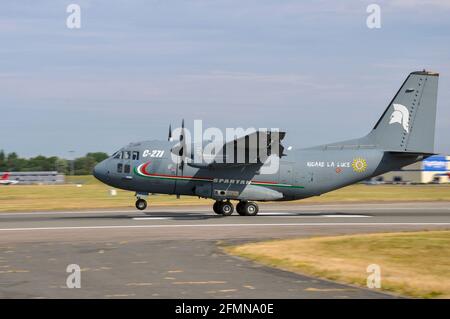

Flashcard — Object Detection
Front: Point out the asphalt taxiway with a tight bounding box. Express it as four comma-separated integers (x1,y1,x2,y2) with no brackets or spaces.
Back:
0,202,449,298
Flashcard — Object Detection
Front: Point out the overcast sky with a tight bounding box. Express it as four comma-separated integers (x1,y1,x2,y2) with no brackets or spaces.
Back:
1,0,450,158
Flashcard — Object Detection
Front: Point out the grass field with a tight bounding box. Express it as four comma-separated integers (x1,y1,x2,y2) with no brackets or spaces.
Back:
0,175,449,212
225,231,450,298
0,175,210,212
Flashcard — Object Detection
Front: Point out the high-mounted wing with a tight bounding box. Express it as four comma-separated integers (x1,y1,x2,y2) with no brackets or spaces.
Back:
188,129,286,168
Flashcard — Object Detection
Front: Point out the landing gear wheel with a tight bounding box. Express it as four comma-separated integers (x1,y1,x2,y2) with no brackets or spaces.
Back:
213,201,222,215
236,201,246,216
135,199,147,210
220,201,234,216
243,202,259,216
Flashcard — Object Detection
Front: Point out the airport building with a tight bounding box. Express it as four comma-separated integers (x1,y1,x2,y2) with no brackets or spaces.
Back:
0,171,65,184
375,155,450,184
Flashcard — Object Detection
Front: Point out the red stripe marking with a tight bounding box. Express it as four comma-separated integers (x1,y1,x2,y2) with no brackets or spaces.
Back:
141,162,151,174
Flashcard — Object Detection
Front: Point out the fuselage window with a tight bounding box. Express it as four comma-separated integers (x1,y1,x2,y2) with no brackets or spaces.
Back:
117,163,123,173
123,151,131,160
124,164,131,174
113,152,121,159
132,151,139,160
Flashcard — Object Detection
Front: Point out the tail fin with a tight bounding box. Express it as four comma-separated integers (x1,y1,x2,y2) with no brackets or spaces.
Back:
1,173,9,180
367,70,439,153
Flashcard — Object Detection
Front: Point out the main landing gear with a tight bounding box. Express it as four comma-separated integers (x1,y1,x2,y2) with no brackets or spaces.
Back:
213,200,259,216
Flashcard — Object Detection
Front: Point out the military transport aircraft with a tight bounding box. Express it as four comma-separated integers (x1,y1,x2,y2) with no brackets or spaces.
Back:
94,71,440,216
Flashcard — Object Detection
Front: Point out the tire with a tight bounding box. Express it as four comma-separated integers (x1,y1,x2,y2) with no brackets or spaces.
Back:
236,202,246,216
220,201,234,216
244,202,258,216
135,199,147,210
213,201,223,215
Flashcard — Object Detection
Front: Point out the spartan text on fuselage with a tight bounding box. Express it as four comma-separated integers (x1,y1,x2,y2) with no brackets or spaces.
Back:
213,178,251,185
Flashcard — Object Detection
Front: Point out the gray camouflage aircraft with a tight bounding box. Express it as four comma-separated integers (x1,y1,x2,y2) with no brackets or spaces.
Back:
94,70,439,216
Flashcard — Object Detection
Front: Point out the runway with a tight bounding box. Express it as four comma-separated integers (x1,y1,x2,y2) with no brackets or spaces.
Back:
0,201,449,298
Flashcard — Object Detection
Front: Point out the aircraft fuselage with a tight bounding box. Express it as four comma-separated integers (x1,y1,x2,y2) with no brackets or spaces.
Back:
94,140,419,202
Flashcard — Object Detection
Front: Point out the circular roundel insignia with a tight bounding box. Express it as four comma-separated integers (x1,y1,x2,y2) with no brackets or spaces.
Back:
352,158,367,173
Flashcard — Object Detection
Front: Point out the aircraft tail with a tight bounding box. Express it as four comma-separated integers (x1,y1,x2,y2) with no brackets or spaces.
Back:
366,70,439,154
1,173,9,180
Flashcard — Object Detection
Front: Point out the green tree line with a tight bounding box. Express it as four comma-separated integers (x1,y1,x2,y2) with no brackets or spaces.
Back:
0,150,108,175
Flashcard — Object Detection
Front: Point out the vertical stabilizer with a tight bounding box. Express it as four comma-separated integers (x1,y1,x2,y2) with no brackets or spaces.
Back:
367,71,439,153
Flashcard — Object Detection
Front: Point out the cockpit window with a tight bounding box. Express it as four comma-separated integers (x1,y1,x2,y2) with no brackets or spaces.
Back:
132,151,139,160
113,151,121,159
123,151,131,160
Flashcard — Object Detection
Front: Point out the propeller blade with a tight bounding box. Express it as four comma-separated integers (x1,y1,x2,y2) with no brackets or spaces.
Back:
168,124,172,141
179,119,186,174
180,119,185,141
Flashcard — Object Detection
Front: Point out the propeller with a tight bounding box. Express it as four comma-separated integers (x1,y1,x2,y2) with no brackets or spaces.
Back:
169,119,187,175
178,119,186,176
168,124,172,141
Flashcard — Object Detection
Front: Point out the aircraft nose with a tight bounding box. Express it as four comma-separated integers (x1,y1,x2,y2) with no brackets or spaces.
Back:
93,161,109,182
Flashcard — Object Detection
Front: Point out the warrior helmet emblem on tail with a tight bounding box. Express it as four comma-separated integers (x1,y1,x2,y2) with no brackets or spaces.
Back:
389,103,410,133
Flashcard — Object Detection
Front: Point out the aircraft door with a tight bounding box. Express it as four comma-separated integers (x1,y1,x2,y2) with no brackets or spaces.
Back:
144,157,176,194
294,168,314,187
174,158,195,195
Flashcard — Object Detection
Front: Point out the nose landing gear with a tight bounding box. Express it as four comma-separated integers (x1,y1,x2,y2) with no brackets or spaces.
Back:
135,192,149,211
135,198,147,210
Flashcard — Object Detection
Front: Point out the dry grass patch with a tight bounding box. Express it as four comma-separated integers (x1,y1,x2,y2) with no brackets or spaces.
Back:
225,230,450,298
0,183,211,212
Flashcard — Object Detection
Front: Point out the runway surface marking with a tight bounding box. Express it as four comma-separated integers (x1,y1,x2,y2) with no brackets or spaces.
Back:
132,214,371,220
256,215,372,219
1,222,450,232
314,214,370,218
132,217,171,220
0,203,448,216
